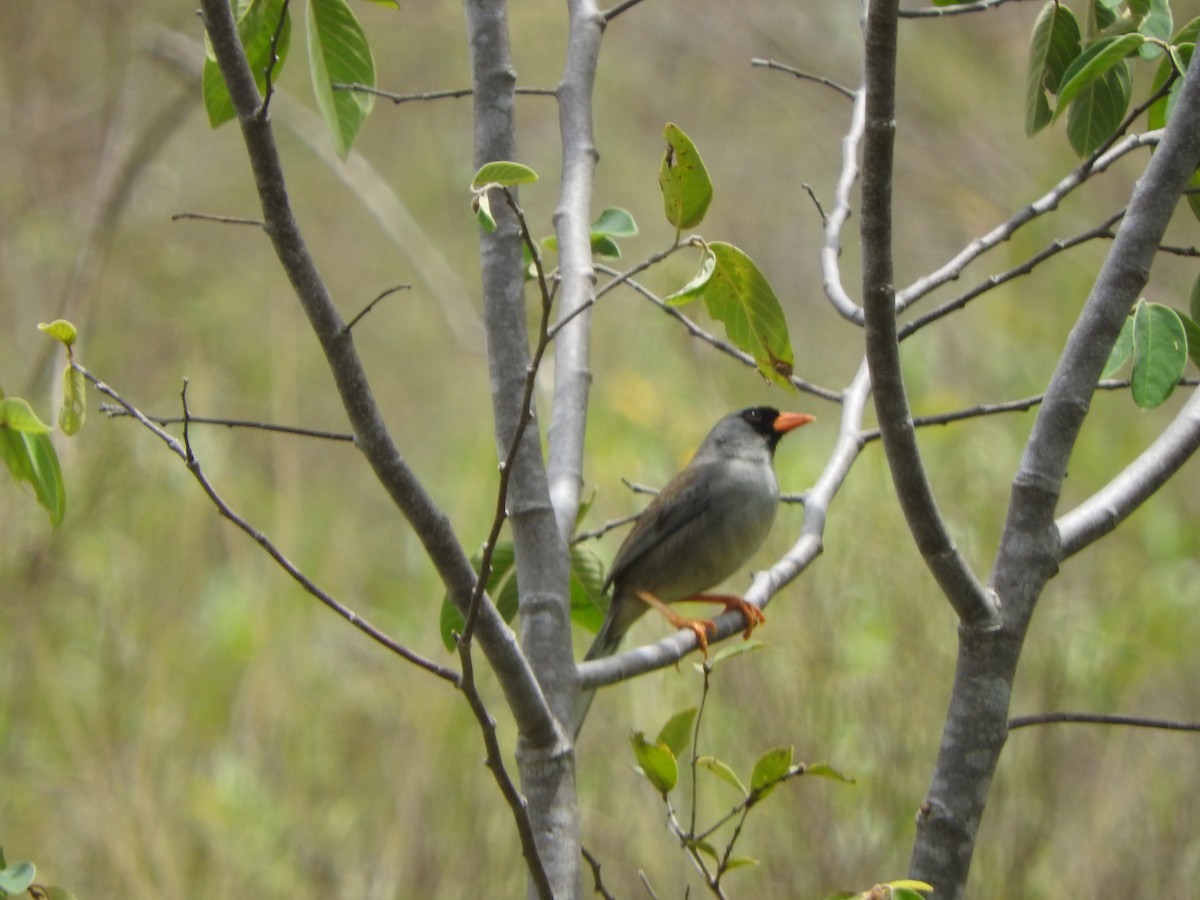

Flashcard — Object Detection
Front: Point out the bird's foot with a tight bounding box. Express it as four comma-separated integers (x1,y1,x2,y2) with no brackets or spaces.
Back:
688,594,766,640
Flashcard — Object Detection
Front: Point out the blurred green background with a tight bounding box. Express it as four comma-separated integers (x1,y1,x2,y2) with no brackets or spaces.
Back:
3,2,1199,897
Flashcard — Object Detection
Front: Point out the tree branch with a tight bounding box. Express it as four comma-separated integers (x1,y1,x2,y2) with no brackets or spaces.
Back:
547,0,604,541
196,0,556,742
1057,386,1200,558
859,0,998,630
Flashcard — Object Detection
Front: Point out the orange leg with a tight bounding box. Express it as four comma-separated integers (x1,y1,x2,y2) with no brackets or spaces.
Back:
634,590,766,656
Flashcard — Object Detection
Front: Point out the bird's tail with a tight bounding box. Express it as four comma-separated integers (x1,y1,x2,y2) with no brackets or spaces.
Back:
572,616,625,739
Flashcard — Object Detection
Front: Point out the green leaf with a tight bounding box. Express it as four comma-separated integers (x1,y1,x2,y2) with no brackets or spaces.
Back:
697,754,748,795
471,161,539,189
1101,316,1133,378
1025,2,1081,136
659,123,713,230
590,235,622,258
805,761,857,784
1054,33,1142,124
1066,60,1131,156
0,861,35,893
656,707,698,757
723,856,759,871
674,242,795,387
750,745,793,799
707,637,767,666
630,730,678,794
0,425,65,526
666,246,717,303
439,542,518,650
307,0,374,158
38,318,77,346
569,545,608,634
1137,0,1172,58
684,839,719,861
1178,314,1200,369
203,0,293,127
60,364,86,436
1142,40,1190,131
887,881,935,894
891,889,933,900
473,192,497,233
592,207,638,238
1131,299,1187,408
0,396,53,433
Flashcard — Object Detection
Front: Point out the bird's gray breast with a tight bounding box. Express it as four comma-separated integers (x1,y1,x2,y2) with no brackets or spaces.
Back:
642,457,779,600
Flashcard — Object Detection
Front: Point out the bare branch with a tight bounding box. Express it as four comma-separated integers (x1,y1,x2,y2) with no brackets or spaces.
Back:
171,212,266,226
1057,387,1200,558
860,0,998,629
750,58,855,100
821,82,868,324
344,284,412,333
900,0,1035,18
98,405,356,442
332,83,556,103
81,366,459,683
547,0,605,540
1008,711,1200,732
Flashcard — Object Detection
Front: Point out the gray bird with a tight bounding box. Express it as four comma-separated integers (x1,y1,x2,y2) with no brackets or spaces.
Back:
574,406,813,734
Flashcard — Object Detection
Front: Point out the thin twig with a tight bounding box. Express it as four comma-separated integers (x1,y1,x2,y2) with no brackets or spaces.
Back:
332,83,556,103
98,405,356,442
595,262,843,403
82,365,459,683
580,846,617,900
171,212,265,226
344,283,412,333
258,0,290,119
750,58,855,100
898,210,1124,339
900,0,1031,17
602,0,649,23
1008,711,1200,732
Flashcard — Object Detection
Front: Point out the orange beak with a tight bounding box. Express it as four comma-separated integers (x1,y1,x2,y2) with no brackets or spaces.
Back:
773,412,815,433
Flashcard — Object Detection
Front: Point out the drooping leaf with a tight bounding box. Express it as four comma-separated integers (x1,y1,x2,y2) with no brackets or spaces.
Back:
1101,316,1133,378
666,246,717,303
203,0,293,127
660,123,713,230
1130,299,1187,408
630,730,678,794
1054,33,1142,124
471,161,539,189
0,426,66,526
0,396,53,434
60,364,86,436
473,192,497,233
750,745,793,799
1066,60,1132,157
697,754,748,795
307,0,374,158
656,707,698,757
672,242,795,387
1025,2,1081,136
38,319,77,346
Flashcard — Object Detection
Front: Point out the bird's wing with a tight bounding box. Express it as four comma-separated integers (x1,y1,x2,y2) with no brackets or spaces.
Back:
603,464,714,592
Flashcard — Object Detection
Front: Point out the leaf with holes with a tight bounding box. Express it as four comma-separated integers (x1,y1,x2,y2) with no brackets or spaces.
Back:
660,123,713,230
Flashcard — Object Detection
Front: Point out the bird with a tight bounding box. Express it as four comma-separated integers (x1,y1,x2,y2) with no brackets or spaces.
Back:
574,406,813,735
